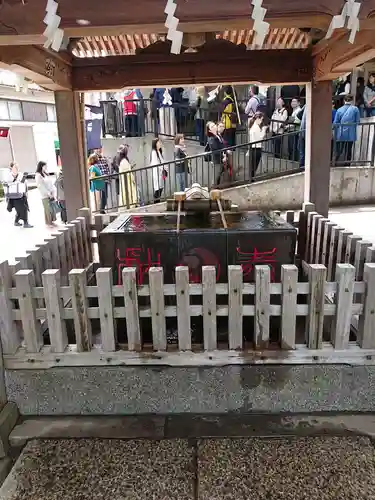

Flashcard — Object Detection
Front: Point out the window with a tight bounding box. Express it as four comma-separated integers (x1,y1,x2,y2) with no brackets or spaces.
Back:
0,100,9,120
46,104,56,122
8,101,22,121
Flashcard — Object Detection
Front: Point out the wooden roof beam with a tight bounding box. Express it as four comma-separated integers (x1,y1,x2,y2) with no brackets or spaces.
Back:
313,30,375,81
0,45,72,90
71,48,312,91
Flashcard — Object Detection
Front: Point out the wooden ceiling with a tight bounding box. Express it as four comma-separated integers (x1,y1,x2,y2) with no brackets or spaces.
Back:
72,29,310,58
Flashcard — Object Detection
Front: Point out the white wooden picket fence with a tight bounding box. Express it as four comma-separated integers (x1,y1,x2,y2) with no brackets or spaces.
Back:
1,202,375,369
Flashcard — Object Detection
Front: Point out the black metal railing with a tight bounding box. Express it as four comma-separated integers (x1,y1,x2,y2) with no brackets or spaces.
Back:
331,122,375,166
90,130,302,213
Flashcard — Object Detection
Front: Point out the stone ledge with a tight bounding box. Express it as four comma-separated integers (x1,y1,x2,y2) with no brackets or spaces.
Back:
8,413,375,446
0,403,19,458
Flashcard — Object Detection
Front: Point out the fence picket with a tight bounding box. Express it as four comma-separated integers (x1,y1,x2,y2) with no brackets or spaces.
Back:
228,265,243,350
321,222,336,267
96,268,116,351
76,217,88,267
26,247,44,308
345,235,362,264
62,227,74,271
67,223,79,268
202,266,217,350
305,210,318,262
327,226,344,281
359,263,375,349
255,265,270,348
365,246,375,264
42,270,68,353
354,241,372,280
307,264,326,349
122,268,141,351
0,260,20,354
337,229,352,265
78,207,93,263
315,218,329,264
16,253,33,271
55,231,68,282
69,269,92,352
149,267,166,351
94,213,104,235
15,270,43,353
332,264,355,350
281,264,298,349
175,266,191,351
44,235,60,269
310,214,322,264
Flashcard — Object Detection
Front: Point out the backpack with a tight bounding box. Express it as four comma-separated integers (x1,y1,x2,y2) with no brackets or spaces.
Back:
254,95,267,114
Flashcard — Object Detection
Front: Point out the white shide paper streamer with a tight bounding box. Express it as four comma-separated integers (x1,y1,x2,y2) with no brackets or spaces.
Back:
326,0,362,44
43,0,67,52
164,0,183,54
251,0,270,48
162,89,173,106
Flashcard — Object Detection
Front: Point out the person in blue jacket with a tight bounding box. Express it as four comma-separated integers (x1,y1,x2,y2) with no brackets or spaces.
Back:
333,94,360,165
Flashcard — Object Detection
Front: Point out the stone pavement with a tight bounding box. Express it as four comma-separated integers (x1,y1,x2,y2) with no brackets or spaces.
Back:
329,205,375,244
0,189,64,264
1,436,375,499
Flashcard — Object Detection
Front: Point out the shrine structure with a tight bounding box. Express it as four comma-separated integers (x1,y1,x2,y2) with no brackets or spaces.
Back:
1,1,375,217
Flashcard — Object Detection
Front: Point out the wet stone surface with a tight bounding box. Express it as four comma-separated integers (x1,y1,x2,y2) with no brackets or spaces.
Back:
1,439,195,500
198,436,375,500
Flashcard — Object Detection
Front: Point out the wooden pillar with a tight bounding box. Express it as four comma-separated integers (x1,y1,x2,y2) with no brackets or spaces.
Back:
304,81,332,217
55,91,88,221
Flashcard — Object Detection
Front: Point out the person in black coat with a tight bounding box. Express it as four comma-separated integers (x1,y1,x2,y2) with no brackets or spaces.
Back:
205,121,226,186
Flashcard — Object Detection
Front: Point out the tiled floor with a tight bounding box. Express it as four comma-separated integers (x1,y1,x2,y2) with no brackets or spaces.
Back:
1,436,375,499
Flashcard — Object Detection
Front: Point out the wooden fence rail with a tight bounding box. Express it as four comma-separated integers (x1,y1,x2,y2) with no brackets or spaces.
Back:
1,261,375,368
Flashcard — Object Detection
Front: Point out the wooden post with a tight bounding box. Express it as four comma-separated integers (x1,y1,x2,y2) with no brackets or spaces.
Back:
61,226,74,271
76,217,87,267
345,235,362,265
331,264,355,350
304,81,332,217
254,265,270,349
228,265,243,350
281,264,298,349
285,210,294,225
202,266,217,351
56,231,68,283
307,264,326,349
15,270,43,353
359,263,375,349
42,270,68,353
69,269,92,352
175,266,191,351
96,268,116,352
55,91,88,221
149,267,166,351
0,260,20,354
122,268,141,351
365,246,375,264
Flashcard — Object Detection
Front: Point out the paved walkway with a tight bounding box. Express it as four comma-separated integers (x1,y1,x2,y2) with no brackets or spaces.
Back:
0,189,65,264
329,205,375,244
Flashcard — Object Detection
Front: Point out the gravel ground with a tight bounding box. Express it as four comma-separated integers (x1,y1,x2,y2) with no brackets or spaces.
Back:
198,436,375,500
0,439,195,500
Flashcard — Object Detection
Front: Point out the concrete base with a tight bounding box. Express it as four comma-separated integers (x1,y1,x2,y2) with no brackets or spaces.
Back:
6,365,375,415
0,403,19,458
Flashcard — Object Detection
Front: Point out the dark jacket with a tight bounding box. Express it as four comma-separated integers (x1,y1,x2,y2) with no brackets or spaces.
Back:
174,146,189,173
207,135,225,164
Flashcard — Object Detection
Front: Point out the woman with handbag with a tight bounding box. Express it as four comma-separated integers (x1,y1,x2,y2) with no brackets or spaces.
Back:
150,138,167,203
4,162,32,228
35,161,58,226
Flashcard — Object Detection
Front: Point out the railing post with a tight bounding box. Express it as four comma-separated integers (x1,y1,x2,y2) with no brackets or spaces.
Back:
307,264,326,349
0,260,20,355
42,269,68,353
69,269,92,352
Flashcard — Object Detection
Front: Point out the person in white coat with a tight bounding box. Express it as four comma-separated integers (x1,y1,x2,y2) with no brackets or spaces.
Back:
35,161,57,226
150,138,167,203
248,112,268,178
